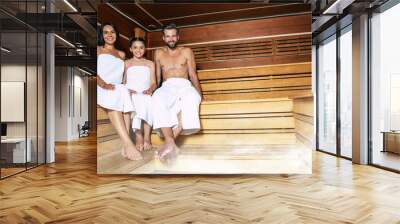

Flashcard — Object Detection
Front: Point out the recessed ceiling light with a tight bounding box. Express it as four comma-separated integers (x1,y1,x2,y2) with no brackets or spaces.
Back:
148,24,157,29
63,0,78,12
54,34,75,48
1,47,11,53
78,67,93,76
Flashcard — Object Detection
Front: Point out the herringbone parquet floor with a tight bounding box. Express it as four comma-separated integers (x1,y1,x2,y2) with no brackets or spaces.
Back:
1,135,400,224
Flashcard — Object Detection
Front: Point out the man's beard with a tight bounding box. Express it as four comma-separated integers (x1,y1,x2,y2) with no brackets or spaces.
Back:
166,41,177,49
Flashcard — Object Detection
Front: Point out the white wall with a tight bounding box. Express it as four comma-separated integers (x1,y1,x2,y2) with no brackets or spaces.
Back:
54,66,89,141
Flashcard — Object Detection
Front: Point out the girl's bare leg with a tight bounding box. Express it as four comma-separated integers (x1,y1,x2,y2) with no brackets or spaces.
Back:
143,122,152,151
135,129,144,152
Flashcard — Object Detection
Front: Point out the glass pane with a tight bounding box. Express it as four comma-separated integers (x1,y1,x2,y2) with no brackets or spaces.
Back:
38,32,45,165
340,27,352,158
1,30,27,177
27,31,38,169
318,35,337,154
371,3,400,171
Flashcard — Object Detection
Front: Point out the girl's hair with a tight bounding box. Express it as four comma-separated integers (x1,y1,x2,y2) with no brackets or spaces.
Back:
97,23,119,46
129,37,146,47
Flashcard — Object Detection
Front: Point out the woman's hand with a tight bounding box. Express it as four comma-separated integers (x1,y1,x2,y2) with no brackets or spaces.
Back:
97,75,115,90
100,82,115,90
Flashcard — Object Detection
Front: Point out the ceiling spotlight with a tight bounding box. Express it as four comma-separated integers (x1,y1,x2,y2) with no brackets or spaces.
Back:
323,0,355,15
54,34,75,48
78,67,93,76
63,0,78,12
1,47,11,53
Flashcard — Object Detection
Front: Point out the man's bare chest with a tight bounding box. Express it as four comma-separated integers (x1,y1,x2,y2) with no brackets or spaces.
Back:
159,53,188,70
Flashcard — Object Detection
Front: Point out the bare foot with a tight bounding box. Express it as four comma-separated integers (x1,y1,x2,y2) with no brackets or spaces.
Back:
135,132,144,152
121,148,127,158
124,144,143,161
155,141,180,160
143,141,152,151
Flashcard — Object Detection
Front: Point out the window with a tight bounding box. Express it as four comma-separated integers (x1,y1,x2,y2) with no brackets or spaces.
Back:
318,35,337,154
339,26,352,158
370,2,400,171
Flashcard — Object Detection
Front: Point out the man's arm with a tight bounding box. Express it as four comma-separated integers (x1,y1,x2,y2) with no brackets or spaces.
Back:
186,48,202,98
154,49,162,87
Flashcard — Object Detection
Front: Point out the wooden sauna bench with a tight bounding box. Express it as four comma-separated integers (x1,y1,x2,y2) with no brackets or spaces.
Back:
97,62,313,174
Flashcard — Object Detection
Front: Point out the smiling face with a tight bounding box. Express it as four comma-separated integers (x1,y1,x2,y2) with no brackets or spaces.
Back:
130,40,145,59
102,25,117,45
162,28,179,49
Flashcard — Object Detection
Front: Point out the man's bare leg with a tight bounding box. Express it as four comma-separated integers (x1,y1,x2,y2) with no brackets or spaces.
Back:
156,127,179,159
143,122,152,151
121,112,131,157
173,112,183,139
107,110,142,160
135,130,144,152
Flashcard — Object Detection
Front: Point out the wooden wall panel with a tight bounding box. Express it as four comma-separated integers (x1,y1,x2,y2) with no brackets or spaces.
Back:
147,14,311,47
199,63,311,80
198,63,312,101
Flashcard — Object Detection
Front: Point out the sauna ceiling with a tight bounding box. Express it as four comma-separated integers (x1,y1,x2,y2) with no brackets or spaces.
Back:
98,2,311,32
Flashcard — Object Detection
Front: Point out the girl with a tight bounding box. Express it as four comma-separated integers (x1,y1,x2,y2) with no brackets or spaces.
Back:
124,37,157,151
97,23,142,160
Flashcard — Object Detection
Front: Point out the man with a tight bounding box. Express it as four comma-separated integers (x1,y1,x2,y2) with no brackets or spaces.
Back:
152,23,202,159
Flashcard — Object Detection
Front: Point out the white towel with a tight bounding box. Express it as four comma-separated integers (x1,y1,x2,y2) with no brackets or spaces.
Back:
97,54,134,112
152,78,201,135
125,66,153,130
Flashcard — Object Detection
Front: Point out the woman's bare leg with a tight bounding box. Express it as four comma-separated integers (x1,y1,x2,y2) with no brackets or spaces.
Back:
120,112,131,157
107,110,142,160
123,112,131,134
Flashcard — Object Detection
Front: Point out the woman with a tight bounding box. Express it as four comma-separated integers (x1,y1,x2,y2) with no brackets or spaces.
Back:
124,37,157,152
97,23,142,160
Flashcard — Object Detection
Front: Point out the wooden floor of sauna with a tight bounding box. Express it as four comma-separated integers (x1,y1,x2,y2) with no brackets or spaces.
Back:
97,140,311,174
